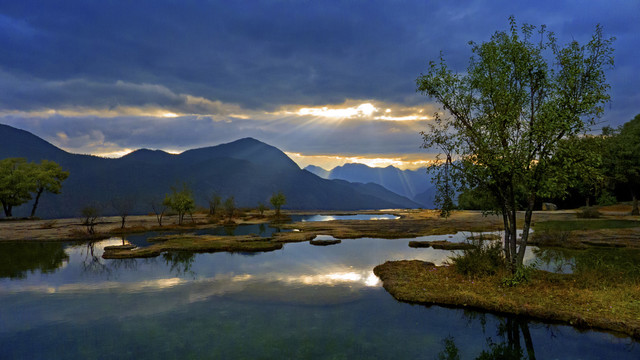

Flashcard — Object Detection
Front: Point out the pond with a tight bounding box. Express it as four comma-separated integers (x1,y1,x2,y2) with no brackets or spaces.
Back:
0,235,638,359
292,213,400,222
111,213,399,248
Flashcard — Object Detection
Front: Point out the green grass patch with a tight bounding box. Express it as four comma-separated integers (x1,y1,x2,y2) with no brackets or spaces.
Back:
374,259,640,339
534,219,640,232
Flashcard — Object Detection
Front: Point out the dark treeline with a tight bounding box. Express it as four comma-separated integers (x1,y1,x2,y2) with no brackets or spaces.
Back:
458,113,640,214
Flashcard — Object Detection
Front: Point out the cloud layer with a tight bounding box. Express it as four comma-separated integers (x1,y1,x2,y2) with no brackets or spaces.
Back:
1,0,638,167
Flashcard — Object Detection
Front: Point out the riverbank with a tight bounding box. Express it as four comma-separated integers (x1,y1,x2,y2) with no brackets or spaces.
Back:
374,260,640,339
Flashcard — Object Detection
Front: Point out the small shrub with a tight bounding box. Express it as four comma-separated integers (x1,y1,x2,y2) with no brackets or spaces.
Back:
449,240,505,278
597,191,617,206
501,264,535,287
577,206,601,218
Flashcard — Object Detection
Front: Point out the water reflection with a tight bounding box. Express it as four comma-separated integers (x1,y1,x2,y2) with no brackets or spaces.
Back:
0,242,69,279
1,238,638,359
533,247,640,276
162,251,196,276
294,214,400,221
436,317,537,359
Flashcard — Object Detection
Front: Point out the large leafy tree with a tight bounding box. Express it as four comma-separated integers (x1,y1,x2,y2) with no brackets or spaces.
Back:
0,158,69,218
270,191,286,217
604,114,640,215
163,184,195,225
0,158,35,217
417,17,614,269
30,160,69,217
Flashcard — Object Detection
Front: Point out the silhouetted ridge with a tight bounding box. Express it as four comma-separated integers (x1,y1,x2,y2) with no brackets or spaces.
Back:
0,124,419,218
0,124,70,162
122,149,174,163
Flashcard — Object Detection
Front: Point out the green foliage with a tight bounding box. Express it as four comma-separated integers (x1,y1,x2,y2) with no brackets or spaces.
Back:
596,191,617,206
0,242,69,279
223,196,235,220
0,158,68,218
30,160,69,217
417,16,614,268
270,191,286,216
560,135,607,207
457,185,500,212
257,202,267,216
449,240,505,278
0,158,34,217
501,265,535,287
163,184,195,225
603,114,640,214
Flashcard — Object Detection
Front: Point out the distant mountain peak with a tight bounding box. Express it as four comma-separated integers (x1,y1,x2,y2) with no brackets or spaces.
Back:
304,165,330,178
0,124,422,217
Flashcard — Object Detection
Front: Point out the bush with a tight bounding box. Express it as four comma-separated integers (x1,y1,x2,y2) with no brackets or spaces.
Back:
576,206,601,218
596,191,617,206
448,239,505,278
501,265,535,287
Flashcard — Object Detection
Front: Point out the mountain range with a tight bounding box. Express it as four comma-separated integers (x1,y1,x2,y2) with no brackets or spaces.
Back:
305,163,436,208
0,124,422,218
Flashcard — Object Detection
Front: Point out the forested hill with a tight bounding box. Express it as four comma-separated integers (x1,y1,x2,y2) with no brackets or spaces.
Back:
0,124,420,218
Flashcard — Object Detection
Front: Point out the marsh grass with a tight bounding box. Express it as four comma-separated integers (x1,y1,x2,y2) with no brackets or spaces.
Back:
374,248,640,339
448,238,505,278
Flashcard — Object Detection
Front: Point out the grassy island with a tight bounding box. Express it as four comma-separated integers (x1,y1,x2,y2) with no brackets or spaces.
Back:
374,258,640,339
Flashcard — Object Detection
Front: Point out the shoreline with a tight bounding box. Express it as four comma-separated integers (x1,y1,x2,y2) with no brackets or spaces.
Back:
374,260,640,340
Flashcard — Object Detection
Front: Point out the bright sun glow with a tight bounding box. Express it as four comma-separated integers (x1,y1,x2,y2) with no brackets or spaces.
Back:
297,103,378,119
94,148,134,158
286,152,436,170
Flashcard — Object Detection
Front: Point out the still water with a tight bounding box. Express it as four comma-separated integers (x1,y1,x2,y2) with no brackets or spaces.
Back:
1,233,638,359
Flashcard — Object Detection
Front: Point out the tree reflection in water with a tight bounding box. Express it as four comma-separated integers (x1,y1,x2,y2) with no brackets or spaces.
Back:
162,251,196,276
0,242,69,279
79,241,111,276
437,316,537,360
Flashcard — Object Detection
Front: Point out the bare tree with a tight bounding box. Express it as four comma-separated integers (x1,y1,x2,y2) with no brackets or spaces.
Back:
150,197,167,227
207,192,222,216
111,196,136,229
81,205,100,235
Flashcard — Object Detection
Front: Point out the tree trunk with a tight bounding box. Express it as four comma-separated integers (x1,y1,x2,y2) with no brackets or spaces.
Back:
121,216,126,229
632,192,639,216
585,196,590,208
516,196,536,266
502,209,511,262
519,319,537,360
31,188,44,217
2,202,12,217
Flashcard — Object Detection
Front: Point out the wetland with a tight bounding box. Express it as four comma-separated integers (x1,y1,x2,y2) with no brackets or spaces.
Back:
1,208,639,358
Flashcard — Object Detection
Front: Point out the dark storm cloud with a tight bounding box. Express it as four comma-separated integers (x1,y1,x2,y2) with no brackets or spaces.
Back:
0,0,638,156
1,113,426,156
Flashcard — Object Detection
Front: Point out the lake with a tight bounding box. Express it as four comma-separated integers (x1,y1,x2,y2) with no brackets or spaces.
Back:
0,230,638,359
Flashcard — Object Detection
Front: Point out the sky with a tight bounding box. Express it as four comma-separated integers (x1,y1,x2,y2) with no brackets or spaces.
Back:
1,0,638,170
